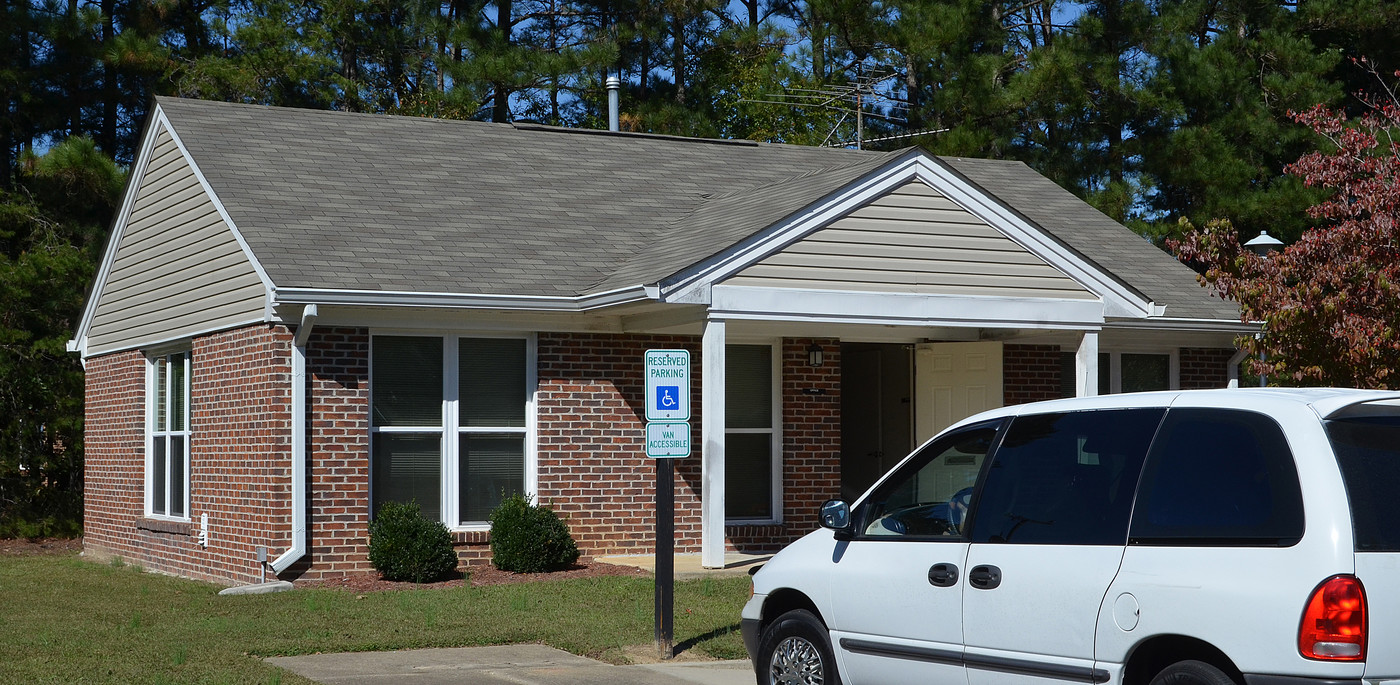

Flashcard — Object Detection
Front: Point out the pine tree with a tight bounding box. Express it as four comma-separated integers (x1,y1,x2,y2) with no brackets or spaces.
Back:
0,137,123,536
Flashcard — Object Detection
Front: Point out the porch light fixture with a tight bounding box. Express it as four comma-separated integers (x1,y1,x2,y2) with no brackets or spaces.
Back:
807,343,824,368
1245,230,1283,257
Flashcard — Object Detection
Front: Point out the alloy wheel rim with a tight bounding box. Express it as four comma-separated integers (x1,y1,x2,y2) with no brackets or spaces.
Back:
769,635,825,685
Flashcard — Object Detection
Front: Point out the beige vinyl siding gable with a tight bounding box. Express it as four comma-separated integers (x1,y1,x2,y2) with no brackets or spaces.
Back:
726,181,1096,300
86,123,266,356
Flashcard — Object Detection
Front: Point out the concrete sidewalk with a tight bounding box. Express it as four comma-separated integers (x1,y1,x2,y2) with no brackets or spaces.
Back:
267,644,756,685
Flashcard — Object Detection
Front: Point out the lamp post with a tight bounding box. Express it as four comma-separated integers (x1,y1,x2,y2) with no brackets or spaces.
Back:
1244,231,1283,386
1244,230,1283,256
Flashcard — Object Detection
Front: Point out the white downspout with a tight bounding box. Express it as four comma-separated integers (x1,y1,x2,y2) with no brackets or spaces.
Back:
270,305,315,574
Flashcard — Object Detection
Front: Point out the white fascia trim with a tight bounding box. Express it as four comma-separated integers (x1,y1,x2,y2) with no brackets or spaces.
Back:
271,284,654,311
709,285,1105,330
70,108,166,359
69,105,278,358
1105,317,1258,334
661,154,1156,318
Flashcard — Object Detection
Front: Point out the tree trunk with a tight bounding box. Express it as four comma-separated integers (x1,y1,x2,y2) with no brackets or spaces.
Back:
492,0,513,122
672,10,685,105
101,0,116,153
904,52,922,130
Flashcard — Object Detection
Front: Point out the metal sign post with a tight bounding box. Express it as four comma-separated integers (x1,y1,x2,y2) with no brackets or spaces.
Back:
644,349,690,660
655,456,674,658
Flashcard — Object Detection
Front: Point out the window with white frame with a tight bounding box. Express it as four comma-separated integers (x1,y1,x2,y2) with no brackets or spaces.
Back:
148,351,190,519
725,343,780,522
370,334,532,527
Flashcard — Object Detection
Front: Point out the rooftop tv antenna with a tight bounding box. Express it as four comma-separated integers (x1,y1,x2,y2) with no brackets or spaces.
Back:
743,67,941,149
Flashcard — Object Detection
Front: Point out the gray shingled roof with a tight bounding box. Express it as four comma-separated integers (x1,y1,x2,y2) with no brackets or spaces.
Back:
939,157,1240,320
157,96,1236,320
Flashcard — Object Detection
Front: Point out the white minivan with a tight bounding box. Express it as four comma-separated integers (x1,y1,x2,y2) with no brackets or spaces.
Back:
742,388,1400,685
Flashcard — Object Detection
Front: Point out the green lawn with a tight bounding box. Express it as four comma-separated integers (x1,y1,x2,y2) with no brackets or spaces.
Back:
0,553,750,684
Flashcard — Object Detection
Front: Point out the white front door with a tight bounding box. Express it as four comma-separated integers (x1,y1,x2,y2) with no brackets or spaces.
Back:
915,342,1003,444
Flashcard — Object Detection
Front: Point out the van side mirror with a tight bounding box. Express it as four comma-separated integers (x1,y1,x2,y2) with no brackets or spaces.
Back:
820,499,851,533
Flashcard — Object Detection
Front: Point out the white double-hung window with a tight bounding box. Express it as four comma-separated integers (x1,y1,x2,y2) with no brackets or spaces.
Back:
370,334,534,527
148,350,190,519
725,342,781,523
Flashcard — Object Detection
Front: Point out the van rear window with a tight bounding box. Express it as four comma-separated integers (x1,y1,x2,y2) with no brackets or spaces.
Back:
1326,415,1400,552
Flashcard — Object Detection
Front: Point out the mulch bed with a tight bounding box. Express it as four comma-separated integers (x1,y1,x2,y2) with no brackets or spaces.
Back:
0,537,83,556
298,558,652,592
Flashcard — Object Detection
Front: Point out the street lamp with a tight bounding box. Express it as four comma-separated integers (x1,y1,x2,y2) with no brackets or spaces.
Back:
1244,231,1282,386
1244,230,1283,256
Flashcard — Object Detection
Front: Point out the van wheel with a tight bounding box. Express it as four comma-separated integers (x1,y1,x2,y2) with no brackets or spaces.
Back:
1148,660,1238,685
757,609,841,685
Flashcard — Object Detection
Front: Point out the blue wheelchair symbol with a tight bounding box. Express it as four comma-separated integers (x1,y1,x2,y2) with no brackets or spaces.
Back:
656,386,680,412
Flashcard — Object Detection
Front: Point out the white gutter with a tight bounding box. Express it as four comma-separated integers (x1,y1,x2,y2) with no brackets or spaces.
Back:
1105,317,1259,333
269,306,314,574
270,285,655,311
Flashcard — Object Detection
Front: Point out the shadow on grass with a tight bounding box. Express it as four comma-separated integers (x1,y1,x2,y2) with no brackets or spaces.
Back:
674,621,744,657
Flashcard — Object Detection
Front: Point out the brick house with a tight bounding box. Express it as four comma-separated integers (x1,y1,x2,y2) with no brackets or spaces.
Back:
69,97,1251,586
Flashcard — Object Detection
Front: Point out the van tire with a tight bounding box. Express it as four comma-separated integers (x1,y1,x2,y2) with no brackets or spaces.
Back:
1148,660,1238,685
757,609,842,685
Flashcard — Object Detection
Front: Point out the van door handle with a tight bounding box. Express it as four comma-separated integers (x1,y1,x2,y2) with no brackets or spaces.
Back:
968,565,1002,589
928,563,958,587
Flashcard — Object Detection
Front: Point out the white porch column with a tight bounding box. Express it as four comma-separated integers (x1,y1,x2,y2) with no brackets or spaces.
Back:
701,318,727,569
1075,331,1099,397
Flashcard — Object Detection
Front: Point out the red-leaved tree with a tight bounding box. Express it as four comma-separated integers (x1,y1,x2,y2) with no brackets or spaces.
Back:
1172,61,1400,387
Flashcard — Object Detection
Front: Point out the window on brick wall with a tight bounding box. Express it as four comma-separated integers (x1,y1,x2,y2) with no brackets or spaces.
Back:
148,350,190,519
1059,350,1178,397
726,343,781,522
371,334,533,527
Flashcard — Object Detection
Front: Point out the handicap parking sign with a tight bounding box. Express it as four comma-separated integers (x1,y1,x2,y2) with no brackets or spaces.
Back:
645,350,689,421
657,386,680,411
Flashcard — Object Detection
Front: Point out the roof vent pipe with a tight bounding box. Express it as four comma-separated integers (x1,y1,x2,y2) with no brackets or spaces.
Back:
606,76,621,132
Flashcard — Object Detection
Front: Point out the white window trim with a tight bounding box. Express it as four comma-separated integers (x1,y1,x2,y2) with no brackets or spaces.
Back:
145,350,191,521
724,339,784,526
368,331,538,532
1101,349,1180,394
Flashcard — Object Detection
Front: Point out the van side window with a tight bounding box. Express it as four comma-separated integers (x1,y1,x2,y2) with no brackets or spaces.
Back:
1130,408,1303,546
1326,413,1400,552
969,409,1164,545
858,421,1002,539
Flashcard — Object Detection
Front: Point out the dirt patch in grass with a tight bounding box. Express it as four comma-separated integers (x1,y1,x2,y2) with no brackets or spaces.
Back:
614,642,742,664
0,537,82,556
298,558,651,592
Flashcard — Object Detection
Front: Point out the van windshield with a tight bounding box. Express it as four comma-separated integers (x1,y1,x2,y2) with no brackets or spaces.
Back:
1325,412,1400,552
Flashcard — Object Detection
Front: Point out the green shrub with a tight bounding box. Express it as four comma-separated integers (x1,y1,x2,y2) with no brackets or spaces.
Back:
489,494,580,573
367,501,459,583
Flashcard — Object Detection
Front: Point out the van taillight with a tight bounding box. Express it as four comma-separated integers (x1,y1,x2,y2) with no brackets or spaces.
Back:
1299,575,1366,661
